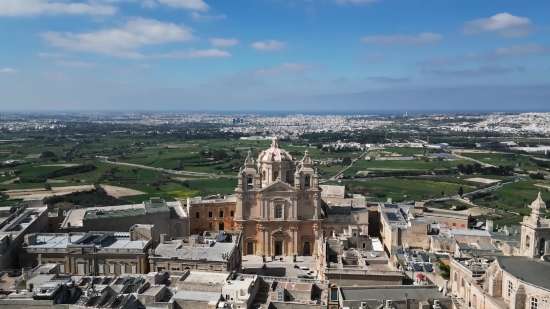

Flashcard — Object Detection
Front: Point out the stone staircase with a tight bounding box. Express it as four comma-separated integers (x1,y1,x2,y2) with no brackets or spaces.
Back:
451,297,465,309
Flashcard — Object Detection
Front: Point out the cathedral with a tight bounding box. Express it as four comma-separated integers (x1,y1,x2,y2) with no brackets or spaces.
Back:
234,137,322,257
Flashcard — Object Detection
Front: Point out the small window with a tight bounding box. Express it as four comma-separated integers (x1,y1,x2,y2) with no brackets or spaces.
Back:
131,265,137,274
195,212,200,219
247,176,253,186
230,210,234,217
110,264,115,274
98,264,104,274
330,289,338,301
275,205,283,219
59,263,66,273
209,211,213,218
531,297,538,309
305,175,311,187
219,210,224,217
209,222,213,229
508,281,513,297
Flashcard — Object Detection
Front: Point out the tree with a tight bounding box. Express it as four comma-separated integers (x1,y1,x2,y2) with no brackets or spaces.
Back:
44,183,52,191
441,190,445,196
342,157,352,165
458,186,464,196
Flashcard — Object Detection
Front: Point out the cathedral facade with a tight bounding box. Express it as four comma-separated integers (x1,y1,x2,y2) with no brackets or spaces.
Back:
234,138,322,256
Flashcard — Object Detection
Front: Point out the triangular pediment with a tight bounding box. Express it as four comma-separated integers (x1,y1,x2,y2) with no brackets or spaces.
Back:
261,180,298,193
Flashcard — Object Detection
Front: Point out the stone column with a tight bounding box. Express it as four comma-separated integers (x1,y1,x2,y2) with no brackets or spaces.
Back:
256,224,265,255
290,226,298,255
545,240,550,256
313,223,319,255
235,194,243,220
290,196,298,220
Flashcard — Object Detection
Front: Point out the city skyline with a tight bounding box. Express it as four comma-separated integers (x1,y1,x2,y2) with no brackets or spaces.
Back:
1,0,549,110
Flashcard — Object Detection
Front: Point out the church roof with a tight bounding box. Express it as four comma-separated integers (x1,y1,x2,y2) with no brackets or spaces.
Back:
497,256,550,290
258,137,293,163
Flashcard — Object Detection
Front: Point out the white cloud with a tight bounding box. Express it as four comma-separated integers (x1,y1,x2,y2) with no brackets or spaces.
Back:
253,63,318,75
191,11,226,22
56,61,98,68
250,40,287,51
1,68,18,73
0,0,116,16
157,0,208,10
41,18,195,59
493,44,549,56
463,13,533,37
362,32,441,45
209,38,237,47
37,52,69,58
153,49,231,58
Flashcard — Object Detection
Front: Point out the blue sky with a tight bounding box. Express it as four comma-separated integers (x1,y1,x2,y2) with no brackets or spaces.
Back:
1,0,549,111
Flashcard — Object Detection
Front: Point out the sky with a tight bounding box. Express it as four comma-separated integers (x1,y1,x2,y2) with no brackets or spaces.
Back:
1,0,549,112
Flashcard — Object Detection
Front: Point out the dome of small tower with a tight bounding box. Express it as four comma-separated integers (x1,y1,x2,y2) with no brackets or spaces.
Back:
258,137,293,163
530,192,547,213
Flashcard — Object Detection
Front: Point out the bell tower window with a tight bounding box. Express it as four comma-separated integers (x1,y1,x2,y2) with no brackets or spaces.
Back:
305,175,311,187
247,175,253,187
273,171,279,181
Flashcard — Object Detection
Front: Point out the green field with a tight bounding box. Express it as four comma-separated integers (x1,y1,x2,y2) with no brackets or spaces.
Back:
459,152,539,171
326,178,473,202
472,180,550,215
344,158,472,177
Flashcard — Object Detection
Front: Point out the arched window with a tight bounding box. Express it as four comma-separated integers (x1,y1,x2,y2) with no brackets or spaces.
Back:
526,235,531,248
262,170,266,180
539,238,546,256
247,175,253,186
531,297,538,309
305,175,311,187
507,281,513,297
273,171,279,181
275,205,283,219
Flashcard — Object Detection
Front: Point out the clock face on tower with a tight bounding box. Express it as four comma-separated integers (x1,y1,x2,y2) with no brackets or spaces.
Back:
247,194,254,200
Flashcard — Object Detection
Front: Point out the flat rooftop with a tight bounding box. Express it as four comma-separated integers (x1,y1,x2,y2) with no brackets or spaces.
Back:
181,271,228,285
341,286,447,301
450,229,491,237
320,185,345,198
172,291,221,302
27,233,149,250
153,241,236,262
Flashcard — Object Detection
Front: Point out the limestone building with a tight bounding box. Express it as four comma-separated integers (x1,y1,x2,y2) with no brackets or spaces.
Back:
235,138,322,256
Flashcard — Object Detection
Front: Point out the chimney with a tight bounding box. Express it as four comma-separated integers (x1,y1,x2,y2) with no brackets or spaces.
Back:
24,234,38,246
160,234,167,244
485,220,493,232
387,198,393,204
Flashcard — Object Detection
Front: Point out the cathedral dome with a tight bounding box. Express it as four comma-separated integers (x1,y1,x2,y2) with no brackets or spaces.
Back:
530,192,547,212
258,137,293,163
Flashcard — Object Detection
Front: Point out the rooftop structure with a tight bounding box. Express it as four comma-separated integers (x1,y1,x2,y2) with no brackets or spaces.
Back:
149,232,242,273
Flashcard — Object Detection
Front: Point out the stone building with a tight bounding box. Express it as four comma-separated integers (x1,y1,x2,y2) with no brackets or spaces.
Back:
0,203,49,271
335,286,451,309
449,193,550,309
188,195,237,233
235,138,322,257
149,231,242,273
59,198,189,245
19,228,152,275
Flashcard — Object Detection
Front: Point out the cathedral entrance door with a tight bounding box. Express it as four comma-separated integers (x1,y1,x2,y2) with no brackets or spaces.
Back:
303,242,311,256
275,241,283,256
247,242,254,255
